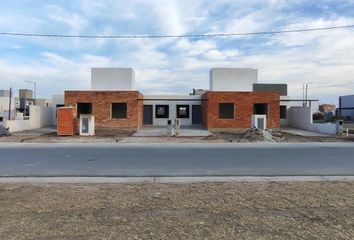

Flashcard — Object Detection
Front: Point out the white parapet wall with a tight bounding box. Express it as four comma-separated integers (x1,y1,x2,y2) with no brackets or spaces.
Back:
5,105,54,133
91,68,135,90
209,68,257,91
288,107,336,135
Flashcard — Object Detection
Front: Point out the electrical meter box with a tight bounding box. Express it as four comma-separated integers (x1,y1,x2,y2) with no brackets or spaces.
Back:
80,114,95,136
252,114,267,130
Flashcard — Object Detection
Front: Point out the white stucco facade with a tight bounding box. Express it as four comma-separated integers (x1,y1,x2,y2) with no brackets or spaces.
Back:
0,96,16,124
5,105,53,132
280,96,319,127
288,107,336,135
91,68,135,90
209,68,258,91
143,95,201,126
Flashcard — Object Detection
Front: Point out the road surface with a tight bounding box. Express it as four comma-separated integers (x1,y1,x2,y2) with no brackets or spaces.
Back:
0,142,353,177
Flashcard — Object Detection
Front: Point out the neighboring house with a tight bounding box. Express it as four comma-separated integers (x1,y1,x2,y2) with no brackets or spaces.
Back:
35,98,51,107
1,88,54,132
0,90,16,126
338,94,354,120
16,89,34,116
318,104,336,121
319,104,336,114
0,90,10,97
252,83,319,127
62,67,284,130
15,89,51,116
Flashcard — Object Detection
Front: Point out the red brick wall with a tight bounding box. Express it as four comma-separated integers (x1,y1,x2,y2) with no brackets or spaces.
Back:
202,91,280,129
57,107,77,136
65,91,143,129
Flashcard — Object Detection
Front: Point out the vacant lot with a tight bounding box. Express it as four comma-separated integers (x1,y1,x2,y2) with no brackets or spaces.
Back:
1,182,354,239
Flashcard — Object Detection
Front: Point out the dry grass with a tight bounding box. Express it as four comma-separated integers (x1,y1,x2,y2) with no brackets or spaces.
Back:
1,182,354,239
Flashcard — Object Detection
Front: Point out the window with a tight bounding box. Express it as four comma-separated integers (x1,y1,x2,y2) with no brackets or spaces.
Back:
219,103,234,119
77,103,92,118
176,105,189,118
253,103,268,117
112,103,127,119
280,105,287,119
0,117,3,122
155,105,169,118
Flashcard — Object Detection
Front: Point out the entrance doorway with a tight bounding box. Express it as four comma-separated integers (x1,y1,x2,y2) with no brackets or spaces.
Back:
192,105,202,124
253,103,268,117
77,103,92,118
143,105,153,124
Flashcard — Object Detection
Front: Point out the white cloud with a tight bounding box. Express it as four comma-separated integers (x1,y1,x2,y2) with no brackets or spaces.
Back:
44,5,88,34
204,49,240,60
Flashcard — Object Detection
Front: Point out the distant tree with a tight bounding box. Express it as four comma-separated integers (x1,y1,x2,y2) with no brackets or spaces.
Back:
313,112,325,121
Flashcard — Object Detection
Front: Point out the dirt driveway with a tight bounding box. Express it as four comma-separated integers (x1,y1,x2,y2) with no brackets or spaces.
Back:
1,182,353,239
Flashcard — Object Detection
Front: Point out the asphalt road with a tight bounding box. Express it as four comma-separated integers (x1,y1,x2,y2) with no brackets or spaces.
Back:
0,142,354,177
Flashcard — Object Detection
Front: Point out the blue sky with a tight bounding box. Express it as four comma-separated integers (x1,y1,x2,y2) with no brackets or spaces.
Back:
0,0,354,104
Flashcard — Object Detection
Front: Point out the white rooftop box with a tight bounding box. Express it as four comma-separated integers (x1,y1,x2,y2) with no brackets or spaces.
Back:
209,68,258,91
91,68,135,90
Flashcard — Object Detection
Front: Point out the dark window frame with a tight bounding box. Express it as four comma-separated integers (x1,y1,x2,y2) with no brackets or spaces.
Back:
155,105,169,118
176,105,190,118
219,103,235,119
111,102,127,119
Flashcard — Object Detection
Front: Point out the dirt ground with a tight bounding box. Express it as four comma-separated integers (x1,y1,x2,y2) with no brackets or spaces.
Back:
1,130,353,143
1,182,354,239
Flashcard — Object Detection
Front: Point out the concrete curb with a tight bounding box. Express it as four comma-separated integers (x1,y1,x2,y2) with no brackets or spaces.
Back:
1,176,354,183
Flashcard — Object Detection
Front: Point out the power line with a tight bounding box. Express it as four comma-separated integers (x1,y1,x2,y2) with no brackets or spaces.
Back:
0,24,353,39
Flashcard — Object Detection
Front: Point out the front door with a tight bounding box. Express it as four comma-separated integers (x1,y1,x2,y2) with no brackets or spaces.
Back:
143,105,153,125
192,105,202,125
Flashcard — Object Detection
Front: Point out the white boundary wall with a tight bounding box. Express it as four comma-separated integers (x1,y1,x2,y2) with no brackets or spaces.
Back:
288,107,336,135
5,105,53,132
280,96,319,127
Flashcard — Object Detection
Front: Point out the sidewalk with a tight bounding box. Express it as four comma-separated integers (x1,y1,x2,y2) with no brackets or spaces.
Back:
133,126,211,137
10,126,56,136
280,127,331,137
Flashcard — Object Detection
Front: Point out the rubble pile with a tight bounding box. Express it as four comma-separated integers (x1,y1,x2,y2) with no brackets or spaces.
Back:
0,126,11,136
242,128,285,142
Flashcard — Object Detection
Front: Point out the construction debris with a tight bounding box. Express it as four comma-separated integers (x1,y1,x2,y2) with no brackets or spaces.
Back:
242,128,285,142
0,126,11,136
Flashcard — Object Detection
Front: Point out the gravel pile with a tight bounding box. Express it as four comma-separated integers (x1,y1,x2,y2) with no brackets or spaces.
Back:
0,126,11,136
243,127,285,142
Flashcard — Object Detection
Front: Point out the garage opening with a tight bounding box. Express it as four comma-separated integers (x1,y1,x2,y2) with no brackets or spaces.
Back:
77,103,92,118
253,103,268,117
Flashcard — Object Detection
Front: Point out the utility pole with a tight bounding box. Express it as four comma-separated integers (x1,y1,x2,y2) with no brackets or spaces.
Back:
302,83,306,107
305,84,308,107
303,82,313,107
8,87,12,120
